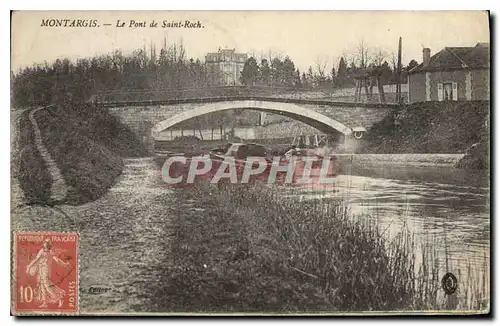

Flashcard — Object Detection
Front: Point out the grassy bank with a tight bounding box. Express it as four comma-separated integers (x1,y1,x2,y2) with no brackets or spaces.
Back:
16,110,53,204
160,183,488,313
362,101,489,154
17,104,148,205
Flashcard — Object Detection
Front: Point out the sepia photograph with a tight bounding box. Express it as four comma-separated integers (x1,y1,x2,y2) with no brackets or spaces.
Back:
10,10,490,316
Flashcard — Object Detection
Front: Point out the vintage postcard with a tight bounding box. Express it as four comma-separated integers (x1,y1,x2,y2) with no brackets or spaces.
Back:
10,11,490,316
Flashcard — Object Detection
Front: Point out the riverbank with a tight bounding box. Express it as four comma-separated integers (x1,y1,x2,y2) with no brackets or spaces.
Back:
16,104,148,205
338,153,465,167
158,182,488,313
12,158,180,313
361,101,489,156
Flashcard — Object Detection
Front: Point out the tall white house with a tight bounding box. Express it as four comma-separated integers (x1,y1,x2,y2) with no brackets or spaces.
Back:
205,48,248,86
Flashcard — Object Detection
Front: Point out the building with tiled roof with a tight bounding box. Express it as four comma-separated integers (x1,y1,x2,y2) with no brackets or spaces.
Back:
408,43,490,103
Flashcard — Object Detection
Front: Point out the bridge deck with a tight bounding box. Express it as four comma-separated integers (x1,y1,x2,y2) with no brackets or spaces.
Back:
92,85,404,108
96,96,400,109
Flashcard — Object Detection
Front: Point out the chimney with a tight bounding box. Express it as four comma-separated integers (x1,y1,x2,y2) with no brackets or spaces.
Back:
422,48,431,67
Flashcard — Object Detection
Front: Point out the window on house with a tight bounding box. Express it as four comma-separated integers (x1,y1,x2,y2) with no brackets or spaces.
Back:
443,83,453,100
437,82,458,101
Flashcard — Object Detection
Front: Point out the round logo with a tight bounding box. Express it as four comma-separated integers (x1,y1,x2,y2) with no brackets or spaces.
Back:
441,272,458,295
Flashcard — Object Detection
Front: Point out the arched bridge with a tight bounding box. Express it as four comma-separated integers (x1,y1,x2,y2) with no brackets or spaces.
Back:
98,93,398,151
151,100,353,137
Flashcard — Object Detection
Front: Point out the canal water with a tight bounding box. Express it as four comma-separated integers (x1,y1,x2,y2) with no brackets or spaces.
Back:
287,161,490,273
282,159,490,309
11,156,490,313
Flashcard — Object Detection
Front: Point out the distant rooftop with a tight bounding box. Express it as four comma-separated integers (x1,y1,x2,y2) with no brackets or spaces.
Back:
205,48,248,63
410,42,490,73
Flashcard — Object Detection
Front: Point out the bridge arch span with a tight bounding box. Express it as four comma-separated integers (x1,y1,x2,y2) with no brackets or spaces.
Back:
151,100,353,138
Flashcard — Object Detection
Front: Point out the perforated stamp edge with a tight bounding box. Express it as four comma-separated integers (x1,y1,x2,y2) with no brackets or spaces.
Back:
11,231,80,316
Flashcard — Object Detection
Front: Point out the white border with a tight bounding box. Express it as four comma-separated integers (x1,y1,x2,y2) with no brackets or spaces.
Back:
3,1,497,325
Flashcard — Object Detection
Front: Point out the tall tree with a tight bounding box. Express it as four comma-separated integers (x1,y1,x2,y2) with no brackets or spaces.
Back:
301,72,310,88
282,56,296,87
330,67,336,86
259,59,270,85
379,61,393,85
314,59,328,87
337,57,348,87
306,66,314,87
240,57,260,86
270,57,283,86
294,69,302,88
356,39,369,69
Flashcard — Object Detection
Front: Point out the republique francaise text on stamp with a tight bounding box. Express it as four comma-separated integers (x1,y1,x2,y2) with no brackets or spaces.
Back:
12,232,79,315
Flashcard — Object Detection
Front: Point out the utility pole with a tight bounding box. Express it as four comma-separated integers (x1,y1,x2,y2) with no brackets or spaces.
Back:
396,37,402,104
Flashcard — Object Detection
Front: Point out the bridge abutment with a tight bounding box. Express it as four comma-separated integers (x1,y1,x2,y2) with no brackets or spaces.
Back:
111,114,156,154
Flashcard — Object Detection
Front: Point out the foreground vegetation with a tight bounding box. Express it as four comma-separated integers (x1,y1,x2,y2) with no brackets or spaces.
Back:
160,183,489,313
16,104,148,205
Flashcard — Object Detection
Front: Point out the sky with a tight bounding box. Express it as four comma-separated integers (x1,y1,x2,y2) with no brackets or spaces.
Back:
11,11,490,73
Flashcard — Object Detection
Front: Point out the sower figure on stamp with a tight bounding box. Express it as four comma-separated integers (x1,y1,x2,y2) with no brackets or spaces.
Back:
25,238,70,308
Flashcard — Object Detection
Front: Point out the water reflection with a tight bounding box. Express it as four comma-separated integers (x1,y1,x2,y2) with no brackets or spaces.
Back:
285,162,490,275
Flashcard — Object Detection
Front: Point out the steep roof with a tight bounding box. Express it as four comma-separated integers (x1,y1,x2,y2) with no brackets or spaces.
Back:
409,43,490,74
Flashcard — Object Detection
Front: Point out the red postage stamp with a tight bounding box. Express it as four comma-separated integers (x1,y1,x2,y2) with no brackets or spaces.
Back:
12,232,79,315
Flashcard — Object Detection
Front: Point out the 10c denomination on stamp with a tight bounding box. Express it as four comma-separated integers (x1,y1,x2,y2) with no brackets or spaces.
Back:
12,232,79,315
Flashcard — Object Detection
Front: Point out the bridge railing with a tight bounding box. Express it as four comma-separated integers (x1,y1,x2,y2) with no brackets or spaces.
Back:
94,86,297,103
96,96,400,111
93,85,405,105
